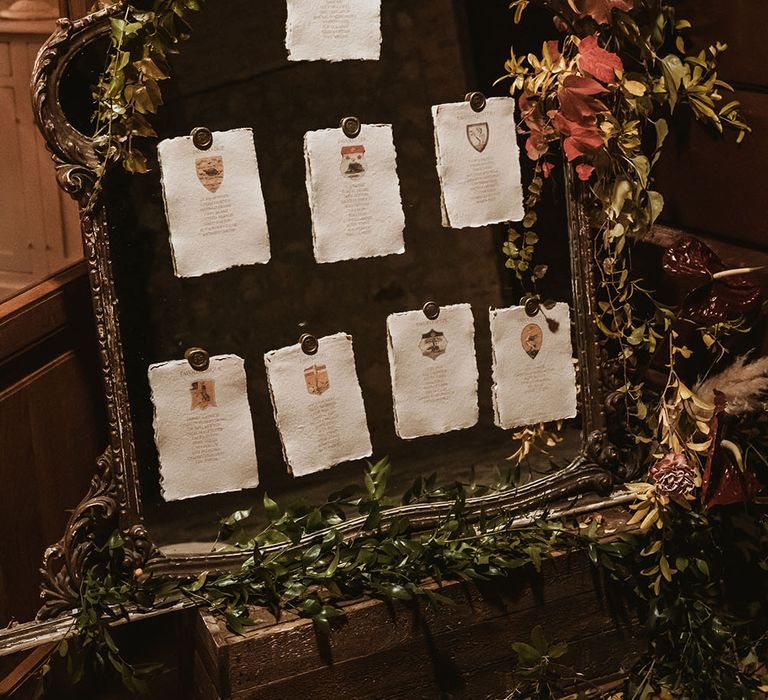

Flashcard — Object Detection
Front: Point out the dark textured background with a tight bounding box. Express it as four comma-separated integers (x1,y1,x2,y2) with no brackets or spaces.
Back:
99,0,578,543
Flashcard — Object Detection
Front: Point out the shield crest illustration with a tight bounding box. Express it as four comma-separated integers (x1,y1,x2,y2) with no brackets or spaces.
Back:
190,380,217,410
304,364,330,396
467,123,489,153
196,156,224,193
419,329,448,361
340,144,367,179
521,323,544,359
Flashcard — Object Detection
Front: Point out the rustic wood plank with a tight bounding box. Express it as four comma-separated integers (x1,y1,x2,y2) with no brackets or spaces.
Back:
0,260,87,365
228,594,640,699
193,651,222,700
654,90,768,250
195,548,642,699
0,642,55,697
200,552,597,692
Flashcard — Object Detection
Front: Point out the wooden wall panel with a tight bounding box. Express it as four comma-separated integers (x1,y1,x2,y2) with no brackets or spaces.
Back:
59,0,89,20
655,90,768,249
0,263,106,626
675,1,768,89
654,2,768,250
0,22,82,300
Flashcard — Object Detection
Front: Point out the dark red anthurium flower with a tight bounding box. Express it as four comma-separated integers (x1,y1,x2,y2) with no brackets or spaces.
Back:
662,238,763,325
702,392,764,509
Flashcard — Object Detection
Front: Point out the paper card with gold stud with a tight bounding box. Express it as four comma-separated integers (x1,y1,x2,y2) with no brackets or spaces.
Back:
489,303,578,429
264,333,372,477
157,127,270,277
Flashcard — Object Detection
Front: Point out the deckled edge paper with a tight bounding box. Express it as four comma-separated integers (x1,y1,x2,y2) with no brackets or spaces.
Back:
432,96,524,229
148,354,260,502
157,128,270,278
304,123,405,263
387,304,479,440
286,0,382,62
490,303,578,429
264,332,372,477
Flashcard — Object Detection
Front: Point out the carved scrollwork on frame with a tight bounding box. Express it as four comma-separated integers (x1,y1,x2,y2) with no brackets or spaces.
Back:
31,8,115,202
32,2,158,621
38,452,162,621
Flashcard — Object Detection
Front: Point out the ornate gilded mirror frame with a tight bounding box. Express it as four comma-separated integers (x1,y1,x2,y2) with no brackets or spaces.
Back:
29,3,628,624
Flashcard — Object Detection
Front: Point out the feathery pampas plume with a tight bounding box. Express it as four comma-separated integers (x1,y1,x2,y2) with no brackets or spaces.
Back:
696,355,768,416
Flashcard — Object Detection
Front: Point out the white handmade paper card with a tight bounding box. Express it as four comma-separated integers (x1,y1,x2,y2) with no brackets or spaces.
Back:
432,97,524,229
265,333,372,477
490,303,578,429
387,304,479,439
157,128,270,277
286,0,382,62
304,124,405,263
148,355,259,502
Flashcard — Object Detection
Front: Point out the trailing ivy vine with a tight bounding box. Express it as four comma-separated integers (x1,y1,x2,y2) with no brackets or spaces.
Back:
85,0,204,209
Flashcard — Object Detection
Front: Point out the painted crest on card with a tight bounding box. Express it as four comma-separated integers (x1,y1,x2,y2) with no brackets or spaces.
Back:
304,364,331,396
521,323,544,359
467,123,489,153
195,156,225,193
419,329,448,361
340,144,367,179
190,380,217,410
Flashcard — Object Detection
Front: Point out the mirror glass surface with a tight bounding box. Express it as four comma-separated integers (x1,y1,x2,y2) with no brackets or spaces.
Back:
95,0,580,552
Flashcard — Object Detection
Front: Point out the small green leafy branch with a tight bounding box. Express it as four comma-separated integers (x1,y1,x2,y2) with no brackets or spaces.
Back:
503,501,768,700
85,0,204,210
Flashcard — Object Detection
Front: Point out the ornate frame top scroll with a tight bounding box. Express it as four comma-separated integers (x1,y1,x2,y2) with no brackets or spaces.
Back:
29,1,625,624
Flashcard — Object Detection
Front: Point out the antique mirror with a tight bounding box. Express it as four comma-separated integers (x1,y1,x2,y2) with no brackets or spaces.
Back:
29,0,627,622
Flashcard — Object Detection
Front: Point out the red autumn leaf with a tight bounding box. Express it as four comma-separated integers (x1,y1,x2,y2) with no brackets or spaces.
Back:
578,0,634,25
548,75,606,161
558,89,605,124
518,91,543,126
578,35,624,84
562,124,604,161
544,39,561,62
526,131,549,160
560,74,605,96
519,91,551,161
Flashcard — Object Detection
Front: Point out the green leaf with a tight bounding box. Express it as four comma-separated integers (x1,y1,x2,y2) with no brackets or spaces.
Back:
263,493,282,521
548,641,568,659
187,571,207,592
661,54,685,110
220,508,252,530
530,625,548,654
648,191,664,225
653,119,669,165
107,531,124,551
610,178,632,218
511,642,541,666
